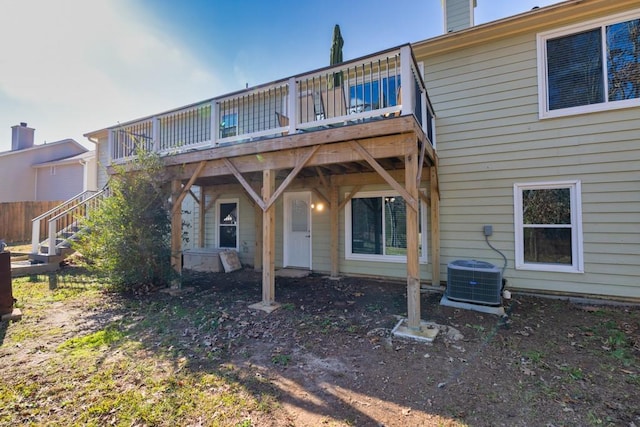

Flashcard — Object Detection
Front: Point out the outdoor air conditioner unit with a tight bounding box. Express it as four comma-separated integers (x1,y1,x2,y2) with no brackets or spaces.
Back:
446,260,502,306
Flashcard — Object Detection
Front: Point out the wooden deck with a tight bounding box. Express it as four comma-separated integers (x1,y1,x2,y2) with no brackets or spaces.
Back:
165,115,440,328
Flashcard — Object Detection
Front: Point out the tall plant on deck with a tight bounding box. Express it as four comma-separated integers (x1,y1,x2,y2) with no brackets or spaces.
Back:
75,147,174,293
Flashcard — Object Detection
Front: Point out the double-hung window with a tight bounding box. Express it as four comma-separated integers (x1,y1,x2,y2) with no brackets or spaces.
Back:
513,181,583,273
537,10,640,118
345,190,427,263
216,199,238,249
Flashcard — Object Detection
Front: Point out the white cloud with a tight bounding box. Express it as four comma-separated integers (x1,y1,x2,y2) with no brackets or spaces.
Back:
0,0,223,149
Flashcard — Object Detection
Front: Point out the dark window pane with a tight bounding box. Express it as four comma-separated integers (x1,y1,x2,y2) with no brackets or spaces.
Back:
607,19,640,102
384,196,407,255
522,188,571,225
219,226,237,248
219,203,237,225
524,228,572,264
547,28,604,110
352,197,382,254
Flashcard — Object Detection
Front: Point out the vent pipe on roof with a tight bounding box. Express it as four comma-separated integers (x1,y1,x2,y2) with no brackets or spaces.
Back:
443,0,477,33
11,122,35,151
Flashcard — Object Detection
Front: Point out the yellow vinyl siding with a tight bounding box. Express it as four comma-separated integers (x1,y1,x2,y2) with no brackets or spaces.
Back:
420,26,640,299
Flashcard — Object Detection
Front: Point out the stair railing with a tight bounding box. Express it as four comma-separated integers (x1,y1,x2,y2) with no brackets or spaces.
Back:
45,188,110,255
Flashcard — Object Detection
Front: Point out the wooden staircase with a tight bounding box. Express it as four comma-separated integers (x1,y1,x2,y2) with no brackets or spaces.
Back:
29,188,109,264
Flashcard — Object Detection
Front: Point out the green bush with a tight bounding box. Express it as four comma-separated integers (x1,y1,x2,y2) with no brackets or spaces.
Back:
75,149,176,293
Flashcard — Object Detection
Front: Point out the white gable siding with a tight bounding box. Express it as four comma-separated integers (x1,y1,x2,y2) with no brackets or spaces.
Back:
422,31,640,299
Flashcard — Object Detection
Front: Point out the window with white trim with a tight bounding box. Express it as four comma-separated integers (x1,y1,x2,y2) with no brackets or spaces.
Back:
220,112,238,138
514,181,583,273
345,190,427,263
537,10,640,118
216,199,238,249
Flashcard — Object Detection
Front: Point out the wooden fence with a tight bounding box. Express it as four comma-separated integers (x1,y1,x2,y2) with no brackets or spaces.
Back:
0,201,62,244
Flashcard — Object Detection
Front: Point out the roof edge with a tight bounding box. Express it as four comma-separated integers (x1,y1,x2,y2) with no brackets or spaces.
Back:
412,0,638,58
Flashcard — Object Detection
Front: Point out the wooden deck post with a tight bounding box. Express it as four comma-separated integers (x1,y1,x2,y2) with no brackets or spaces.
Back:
171,179,183,279
262,169,276,305
430,166,441,287
330,182,339,278
406,151,421,328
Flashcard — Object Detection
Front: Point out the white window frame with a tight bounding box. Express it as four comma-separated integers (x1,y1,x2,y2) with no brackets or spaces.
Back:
513,181,583,273
220,111,238,138
537,9,640,119
216,198,239,250
345,189,428,264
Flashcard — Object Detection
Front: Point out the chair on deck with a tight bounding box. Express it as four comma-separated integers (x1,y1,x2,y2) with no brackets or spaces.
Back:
275,111,289,136
321,85,348,120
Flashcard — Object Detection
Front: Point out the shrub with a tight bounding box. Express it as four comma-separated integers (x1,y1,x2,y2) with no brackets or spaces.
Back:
75,148,175,293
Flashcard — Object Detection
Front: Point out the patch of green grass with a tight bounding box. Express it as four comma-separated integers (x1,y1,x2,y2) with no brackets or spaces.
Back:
57,324,126,355
465,323,486,333
11,272,103,308
365,303,383,313
271,354,291,366
560,365,584,381
523,350,544,364
281,302,295,311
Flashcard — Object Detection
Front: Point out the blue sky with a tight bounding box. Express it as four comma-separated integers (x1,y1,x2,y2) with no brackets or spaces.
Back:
0,0,561,151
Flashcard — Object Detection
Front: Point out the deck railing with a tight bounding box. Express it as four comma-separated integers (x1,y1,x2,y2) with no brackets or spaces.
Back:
108,45,435,162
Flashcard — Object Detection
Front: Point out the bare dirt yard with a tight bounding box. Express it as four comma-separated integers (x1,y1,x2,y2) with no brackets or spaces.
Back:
1,267,639,426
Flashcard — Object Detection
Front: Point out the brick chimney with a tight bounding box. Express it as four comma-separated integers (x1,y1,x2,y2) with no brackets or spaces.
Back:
443,0,477,33
11,122,35,151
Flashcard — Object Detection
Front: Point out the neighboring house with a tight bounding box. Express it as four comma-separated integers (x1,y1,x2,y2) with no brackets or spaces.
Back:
84,0,639,315
0,123,97,202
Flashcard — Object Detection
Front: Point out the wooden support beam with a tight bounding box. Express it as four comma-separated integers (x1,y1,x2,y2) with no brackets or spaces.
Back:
223,158,266,210
348,140,418,212
262,169,276,304
171,133,416,182
171,161,205,216
417,137,427,186
405,151,421,328
311,188,330,208
315,166,329,191
330,183,339,278
418,190,431,208
189,189,200,205
265,145,319,210
337,184,362,212
161,116,421,167
430,166,441,287
171,179,183,280
327,168,430,187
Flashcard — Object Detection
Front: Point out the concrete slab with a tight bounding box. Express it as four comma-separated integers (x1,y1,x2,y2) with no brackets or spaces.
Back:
440,295,506,316
391,318,440,343
248,301,281,313
1,308,23,322
275,268,310,278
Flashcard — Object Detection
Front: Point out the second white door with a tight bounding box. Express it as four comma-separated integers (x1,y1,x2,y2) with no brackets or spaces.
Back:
283,192,311,269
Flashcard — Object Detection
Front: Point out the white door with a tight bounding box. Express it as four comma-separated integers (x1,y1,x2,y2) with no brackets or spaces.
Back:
284,192,311,269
